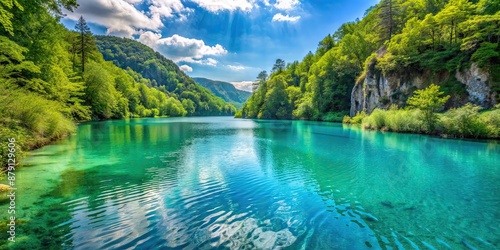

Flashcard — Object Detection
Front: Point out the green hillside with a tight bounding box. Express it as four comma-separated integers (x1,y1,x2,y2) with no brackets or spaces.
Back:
193,77,251,108
95,36,236,116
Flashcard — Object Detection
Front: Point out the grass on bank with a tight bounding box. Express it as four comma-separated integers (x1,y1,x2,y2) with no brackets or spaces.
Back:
0,86,75,171
344,104,500,139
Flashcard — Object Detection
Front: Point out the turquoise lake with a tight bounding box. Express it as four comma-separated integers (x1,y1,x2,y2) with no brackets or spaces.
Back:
1,116,499,249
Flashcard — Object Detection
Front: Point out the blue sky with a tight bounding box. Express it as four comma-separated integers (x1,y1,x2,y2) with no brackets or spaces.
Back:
62,0,378,91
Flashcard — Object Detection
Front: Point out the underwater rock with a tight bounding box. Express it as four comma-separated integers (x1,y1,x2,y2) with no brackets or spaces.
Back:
380,201,394,208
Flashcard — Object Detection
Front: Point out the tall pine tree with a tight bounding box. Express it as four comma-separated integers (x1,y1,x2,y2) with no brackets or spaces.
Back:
74,16,93,74
378,0,400,41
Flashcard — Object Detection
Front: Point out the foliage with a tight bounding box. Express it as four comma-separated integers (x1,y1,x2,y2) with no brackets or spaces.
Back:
375,0,500,75
74,16,94,74
407,84,450,132
361,107,424,133
440,103,490,138
0,0,23,35
344,111,368,124
350,102,500,139
481,107,500,137
193,77,251,108
260,76,292,119
321,112,346,122
0,85,75,167
471,42,499,68
271,59,285,73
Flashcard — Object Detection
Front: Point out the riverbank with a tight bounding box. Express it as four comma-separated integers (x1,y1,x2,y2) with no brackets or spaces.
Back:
343,104,500,140
0,122,74,173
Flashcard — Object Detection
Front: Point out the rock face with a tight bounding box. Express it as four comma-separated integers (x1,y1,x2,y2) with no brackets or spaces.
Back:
350,71,426,116
350,63,497,116
455,63,494,107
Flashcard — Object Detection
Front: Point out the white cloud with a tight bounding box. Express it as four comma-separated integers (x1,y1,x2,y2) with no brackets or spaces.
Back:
123,0,143,4
205,58,218,66
149,0,192,21
179,65,193,72
228,65,245,71
231,81,254,92
274,0,299,10
138,31,227,65
272,13,300,23
64,0,190,37
190,0,255,12
183,57,219,66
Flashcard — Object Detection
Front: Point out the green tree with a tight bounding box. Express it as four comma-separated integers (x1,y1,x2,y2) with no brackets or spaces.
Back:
253,70,268,91
271,59,285,74
316,34,335,57
378,0,400,41
74,16,93,74
0,36,41,87
182,99,195,114
407,84,450,132
83,61,118,119
0,0,23,35
435,0,475,47
261,76,292,119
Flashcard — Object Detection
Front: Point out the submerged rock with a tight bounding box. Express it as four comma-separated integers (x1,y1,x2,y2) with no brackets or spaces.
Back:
380,201,394,208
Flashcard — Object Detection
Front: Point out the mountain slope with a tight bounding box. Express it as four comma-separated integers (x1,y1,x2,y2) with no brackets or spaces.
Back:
95,36,236,116
193,77,251,108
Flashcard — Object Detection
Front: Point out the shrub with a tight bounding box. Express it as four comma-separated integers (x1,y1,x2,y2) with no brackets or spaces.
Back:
0,86,76,170
407,84,450,133
348,111,368,124
440,103,489,138
363,107,423,133
479,106,500,138
322,112,345,122
342,115,351,123
0,87,75,141
363,109,387,130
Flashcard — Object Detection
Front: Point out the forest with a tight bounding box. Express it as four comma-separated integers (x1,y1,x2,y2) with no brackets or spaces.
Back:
0,0,235,167
238,0,500,137
192,77,252,109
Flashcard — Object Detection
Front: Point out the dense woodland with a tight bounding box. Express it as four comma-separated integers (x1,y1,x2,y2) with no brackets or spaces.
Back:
0,0,235,167
238,0,500,125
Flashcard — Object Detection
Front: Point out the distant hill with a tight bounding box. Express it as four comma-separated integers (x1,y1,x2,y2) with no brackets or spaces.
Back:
193,77,252,109
95,36,236,116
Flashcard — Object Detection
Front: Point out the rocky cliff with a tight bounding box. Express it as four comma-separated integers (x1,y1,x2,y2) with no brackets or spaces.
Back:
350,63,498,116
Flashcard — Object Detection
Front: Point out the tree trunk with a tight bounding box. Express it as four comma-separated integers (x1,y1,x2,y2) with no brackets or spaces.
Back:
81,32,85,74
